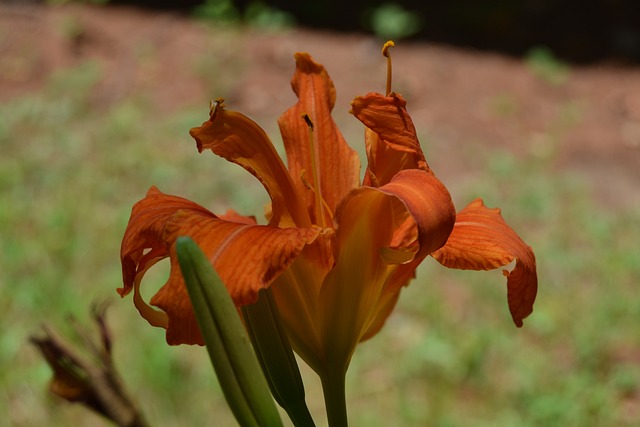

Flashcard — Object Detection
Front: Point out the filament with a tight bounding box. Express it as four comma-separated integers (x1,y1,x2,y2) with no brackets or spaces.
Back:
382,40,395,96
302,113,326,227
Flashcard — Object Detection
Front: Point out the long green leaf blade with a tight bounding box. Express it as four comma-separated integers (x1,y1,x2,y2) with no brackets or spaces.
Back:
176,236,283,427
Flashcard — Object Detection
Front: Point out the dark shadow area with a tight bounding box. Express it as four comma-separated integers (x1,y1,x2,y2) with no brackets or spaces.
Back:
103,0,640,64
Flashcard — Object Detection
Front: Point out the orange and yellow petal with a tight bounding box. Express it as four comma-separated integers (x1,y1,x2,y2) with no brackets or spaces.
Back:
318,187,410,370
351,92,430,186
270,230,334,372
359,290,400,342
190,102,309,228
120,187,320,345
362,170,456,343
317,169,455,367
120,186,210,301
431,198,538,327
278,53,361,221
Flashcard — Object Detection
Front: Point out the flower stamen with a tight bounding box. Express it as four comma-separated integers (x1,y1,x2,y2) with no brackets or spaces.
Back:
209,98,226,119
300,171,334,227
382,40,395,96
302,113,326,227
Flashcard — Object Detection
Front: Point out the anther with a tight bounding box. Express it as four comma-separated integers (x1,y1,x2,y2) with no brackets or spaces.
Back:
300,170,313,190
209,98,225,119
302,113,314,130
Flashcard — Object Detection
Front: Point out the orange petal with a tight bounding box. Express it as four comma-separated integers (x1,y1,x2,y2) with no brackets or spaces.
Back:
358,255,427,343
431,199,538,327
379,169,456,259
120,187,320,345
278,53,361,221
360,170,456,342
190,103,309,228
319,186,410,369
350,92,430,186
270,230,334,373
318,169,455,365
219,209,257,225
360,290,400,341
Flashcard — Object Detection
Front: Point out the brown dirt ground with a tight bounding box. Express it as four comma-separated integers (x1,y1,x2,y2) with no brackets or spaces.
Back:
2,3,639,211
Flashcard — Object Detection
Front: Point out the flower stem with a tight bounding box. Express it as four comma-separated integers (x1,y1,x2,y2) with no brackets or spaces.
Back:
320,368,348,427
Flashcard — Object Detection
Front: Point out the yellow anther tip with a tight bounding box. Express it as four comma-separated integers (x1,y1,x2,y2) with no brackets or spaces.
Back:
382,40,395,57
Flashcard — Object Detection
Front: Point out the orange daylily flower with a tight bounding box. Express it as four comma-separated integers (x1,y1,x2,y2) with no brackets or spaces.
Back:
119,49,537,377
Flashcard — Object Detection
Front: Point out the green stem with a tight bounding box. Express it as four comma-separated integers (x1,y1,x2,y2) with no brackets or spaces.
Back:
242,289,316,427
320,368,348,427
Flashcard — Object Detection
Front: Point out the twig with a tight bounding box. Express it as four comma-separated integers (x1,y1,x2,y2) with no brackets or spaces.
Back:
30,303,150,427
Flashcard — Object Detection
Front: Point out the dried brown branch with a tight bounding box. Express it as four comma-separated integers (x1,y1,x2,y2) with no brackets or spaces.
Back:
30,303,150,427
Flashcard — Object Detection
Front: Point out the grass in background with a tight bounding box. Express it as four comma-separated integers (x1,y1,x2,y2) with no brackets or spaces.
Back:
0,59,250,427
2,46,639,427
347,140,640,426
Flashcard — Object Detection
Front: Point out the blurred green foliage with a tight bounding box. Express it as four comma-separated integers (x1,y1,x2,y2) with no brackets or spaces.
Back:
525,46,570,85
194,0,242,23
366,3,423,40
194,0,295,30
188,0,640,62
46,0,111,5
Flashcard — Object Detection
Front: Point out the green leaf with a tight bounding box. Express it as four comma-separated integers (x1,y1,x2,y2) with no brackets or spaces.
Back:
243,288,316,427
176,236,283,427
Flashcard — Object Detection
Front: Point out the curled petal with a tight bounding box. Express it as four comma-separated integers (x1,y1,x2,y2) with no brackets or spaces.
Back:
357,170,456,342
120,187,320,345
351,92,430,186
190,103,309,228
119,186,207,331
431,199,538,327
318,169,455,364
278,53,361,220
379,169,456,258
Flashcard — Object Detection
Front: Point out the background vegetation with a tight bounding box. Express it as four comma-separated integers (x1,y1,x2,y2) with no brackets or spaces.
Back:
1,2,639,426
105,0,640,63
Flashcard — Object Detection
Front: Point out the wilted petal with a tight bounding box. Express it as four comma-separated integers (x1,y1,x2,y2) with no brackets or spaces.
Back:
190,103,309,228
351,92,430,186
119,187,320,345
278,53,361,221
431,199,538,327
